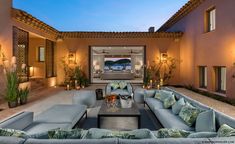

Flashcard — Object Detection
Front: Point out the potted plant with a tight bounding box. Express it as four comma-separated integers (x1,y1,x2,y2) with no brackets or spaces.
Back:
3,57,26,108
5,70,19,108
18,87,29,105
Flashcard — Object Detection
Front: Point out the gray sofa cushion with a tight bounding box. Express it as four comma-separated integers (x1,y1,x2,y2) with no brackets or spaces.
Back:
73,90,96,108
24,138,118,144
144,90,156,98
215,110,235,130
24,123,70,135
0,112,33,131
119,138,210,144
134,88,145,103
187,132,217,138
34,105,87,127
153,109,195,131
145,98,163,110
195,110,216,132
0,136,25,144
172,98,185,114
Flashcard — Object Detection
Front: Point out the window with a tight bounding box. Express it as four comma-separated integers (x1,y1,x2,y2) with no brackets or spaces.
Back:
199,66,207,88
215,67,226,93
206,8,216,32
38,47,45,62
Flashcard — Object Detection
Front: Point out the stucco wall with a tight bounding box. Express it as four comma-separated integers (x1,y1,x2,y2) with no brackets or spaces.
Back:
0,0,13,100
56,37,181,85
28,38,46,78
167,0,235,98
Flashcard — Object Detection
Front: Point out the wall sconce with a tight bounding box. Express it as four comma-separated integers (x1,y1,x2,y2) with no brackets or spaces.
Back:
68,52,76,64
160,53,168,62
29,66,34,77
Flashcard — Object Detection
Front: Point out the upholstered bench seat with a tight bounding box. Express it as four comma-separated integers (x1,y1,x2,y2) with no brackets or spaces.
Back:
34,104,87,128
153,108,195,131
24,122,70,135
145,98,163,110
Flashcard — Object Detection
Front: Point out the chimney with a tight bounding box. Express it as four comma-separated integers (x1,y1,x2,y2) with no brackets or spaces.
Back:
148,27,155,32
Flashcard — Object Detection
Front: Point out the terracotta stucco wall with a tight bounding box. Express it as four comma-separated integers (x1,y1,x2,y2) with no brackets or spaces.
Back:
56,37,180,85
167,0,235,98
0,0,13,100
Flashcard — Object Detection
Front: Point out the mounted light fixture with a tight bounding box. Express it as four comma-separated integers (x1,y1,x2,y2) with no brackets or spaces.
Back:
68,52,76,64
29,66,34,77
160,53,168,62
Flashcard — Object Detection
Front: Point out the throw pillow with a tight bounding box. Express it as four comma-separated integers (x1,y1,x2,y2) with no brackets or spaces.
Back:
85,128,112,139
119,81,127,89
154,128,191,138
195,109,216,132
163,95,176,109
110,82,119,90
179,103,202,127
48,128,83,139
187,132,217,138
128,129,156,139
0,128,28,138
217,124,235,137
101,131,135,139
159,90,173,102
154,91,161,100
29,131,49,139
172,98,185,114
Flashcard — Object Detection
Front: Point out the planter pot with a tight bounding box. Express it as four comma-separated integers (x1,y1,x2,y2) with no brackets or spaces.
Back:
8,101,18,108
20,98,27,105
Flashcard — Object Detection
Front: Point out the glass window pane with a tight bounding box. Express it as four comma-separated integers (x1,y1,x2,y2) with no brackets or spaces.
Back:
39,47,45,62
221,67,226,91
209,9,216,31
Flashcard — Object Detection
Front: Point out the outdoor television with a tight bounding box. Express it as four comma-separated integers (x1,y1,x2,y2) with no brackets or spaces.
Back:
104,57,131,71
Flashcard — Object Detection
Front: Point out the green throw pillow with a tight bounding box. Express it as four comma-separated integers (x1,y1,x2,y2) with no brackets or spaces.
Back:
159,90,173,102
172,98,185,115
154,91,161,100
155,128,191,138
187,132,217,138
195,109,216,132
179,102,202,127
128,129,156,139
217,124,235,137
0,128,28,138
85,128,112,139
163,95,176,109
110,82,119,90
101,131,135,139
48,128,83,139
119,81,127,89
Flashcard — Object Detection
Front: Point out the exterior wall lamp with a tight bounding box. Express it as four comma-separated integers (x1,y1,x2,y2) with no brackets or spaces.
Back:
68,52,76,64
160,53,168,62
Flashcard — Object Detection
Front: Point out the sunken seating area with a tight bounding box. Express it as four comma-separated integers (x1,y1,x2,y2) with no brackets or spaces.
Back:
0,88,235,144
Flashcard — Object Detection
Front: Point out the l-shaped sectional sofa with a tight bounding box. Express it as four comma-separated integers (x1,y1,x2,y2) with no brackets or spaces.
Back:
0,87,234,144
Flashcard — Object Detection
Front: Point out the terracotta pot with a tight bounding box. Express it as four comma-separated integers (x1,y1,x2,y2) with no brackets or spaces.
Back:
8,101,18,108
